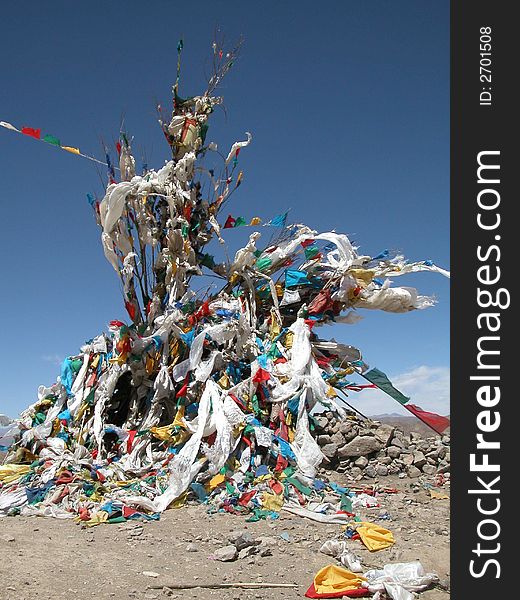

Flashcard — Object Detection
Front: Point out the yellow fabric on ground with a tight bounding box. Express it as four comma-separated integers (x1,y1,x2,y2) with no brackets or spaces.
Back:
313,564,366,594
357,521,395,551
262,491,284,512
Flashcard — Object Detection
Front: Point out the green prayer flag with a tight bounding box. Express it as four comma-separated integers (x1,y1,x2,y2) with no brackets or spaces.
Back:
363,368,410,405
256,256,272,272
304,245,320,259
234,216,247,227
340,494,353,513
43,134,61,146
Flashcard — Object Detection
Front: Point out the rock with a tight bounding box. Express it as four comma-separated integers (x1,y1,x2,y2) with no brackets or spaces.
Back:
378,456,392,465
238,546,258,559
330,431,345,446
442,435,450,445
402,453,414,466
142,571,160,578
317,434,332,445
321,443,339,459
436,446,447,460
258,545,272,557
358,427,373,436
338,421,354,435
229,530,259,551
387,446,401,459
344,429,360,442
407,466,422,478
413,451,427,468
257,536,278,547
337,436,383,459
376,465,388,476
350,466,363,478
213,545,238,562
422,464,436,475
391,436,405,449
374,424,395,446
185,543,199,552
354,456,368,468
364,465,377,478
314,416,329,430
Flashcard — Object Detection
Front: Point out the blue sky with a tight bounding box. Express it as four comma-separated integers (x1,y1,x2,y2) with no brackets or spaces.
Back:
0,0,449,418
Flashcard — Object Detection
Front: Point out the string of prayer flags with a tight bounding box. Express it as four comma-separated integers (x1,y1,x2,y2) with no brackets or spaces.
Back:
361,367,450,434
0,119,111,168
221,211,290,230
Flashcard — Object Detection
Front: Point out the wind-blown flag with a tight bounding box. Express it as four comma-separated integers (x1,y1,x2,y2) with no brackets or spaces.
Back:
43,134,61,146
223,215,236,229
21,127,41,139
405,404,450,434
361,367,450,434
0,121,18,132
269,212,288,227
62,146,80,155
362,368,410,405
234,216,247,227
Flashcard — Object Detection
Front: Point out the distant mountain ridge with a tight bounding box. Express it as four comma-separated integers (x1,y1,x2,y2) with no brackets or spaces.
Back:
370,413,450,438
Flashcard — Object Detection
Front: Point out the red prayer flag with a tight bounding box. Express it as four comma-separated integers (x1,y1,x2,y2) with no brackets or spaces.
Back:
124,301,136,321
126,430,137,454
21,127,41,139
238,491,256,506
109,320,126,328
252,367,271,383
405,404,450,434
122,506,138,518
224,215,235,229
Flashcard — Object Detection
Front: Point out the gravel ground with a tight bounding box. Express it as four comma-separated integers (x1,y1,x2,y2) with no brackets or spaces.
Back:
0,474,450,600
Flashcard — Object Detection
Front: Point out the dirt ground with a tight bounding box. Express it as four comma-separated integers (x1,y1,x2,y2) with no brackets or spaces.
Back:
0,474,450,600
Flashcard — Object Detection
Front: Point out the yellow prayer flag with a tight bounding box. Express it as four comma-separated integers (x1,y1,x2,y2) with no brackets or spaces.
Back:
208,473,226,491
62,146,81,155
262,491,284,512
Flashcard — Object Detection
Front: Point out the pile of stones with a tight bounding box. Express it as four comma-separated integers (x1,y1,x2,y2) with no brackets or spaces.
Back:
314,412,450,480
